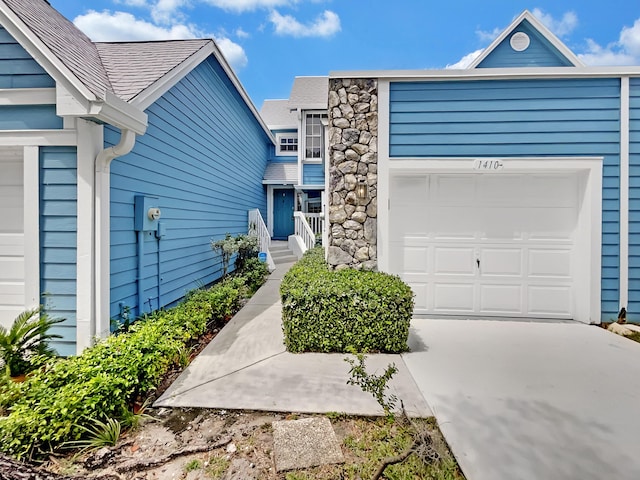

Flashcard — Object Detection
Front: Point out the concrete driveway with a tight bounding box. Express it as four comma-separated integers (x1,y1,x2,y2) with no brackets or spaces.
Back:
403,319,640,480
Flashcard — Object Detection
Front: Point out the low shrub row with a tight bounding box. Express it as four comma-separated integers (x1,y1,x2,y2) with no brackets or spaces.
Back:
280,248,414,354
0,265,268,460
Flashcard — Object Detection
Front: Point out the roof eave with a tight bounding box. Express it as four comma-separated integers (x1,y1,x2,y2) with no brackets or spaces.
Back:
131,40,276,146
0,2,99,103
329,65,640,80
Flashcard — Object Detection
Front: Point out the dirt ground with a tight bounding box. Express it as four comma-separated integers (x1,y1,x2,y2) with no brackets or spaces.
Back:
43,406,459,480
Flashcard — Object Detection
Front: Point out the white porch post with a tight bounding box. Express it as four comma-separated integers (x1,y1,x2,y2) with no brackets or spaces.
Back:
76,119,103,351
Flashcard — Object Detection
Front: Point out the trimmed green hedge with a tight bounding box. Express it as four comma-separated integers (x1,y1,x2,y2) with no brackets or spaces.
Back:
280,248,414,353
0,275,252,460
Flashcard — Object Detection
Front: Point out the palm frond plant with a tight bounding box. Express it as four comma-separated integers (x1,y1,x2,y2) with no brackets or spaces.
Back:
0,307,63,378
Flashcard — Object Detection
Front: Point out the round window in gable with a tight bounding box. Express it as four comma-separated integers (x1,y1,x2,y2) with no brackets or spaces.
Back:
510,32,530,52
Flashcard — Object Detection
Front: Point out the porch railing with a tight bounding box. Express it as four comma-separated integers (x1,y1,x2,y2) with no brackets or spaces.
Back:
248,209,275,270
294,211,316,252
305,212,324,237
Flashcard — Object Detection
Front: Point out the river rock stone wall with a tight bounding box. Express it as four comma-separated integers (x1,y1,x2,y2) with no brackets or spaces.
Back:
327,78,378,270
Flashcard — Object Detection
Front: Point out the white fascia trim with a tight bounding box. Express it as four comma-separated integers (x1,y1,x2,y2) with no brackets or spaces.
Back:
0,4,97,102
88,91,148,135
267,124,297,130
294,184,324,190
0,88,55,105
0,130,76,146
23,146,39,310
468,10,583,69
620,76,630,309
330,66,640,81
262,180,296,185
132,43,213,111
134,41,275,145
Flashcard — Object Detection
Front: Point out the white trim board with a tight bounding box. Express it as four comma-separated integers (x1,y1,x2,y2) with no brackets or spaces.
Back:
620,77,630,310
378,156,603,324
22,146,39,311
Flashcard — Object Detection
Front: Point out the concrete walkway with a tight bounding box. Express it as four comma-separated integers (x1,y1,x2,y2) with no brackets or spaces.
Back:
404,319,640,480
155,262,431,417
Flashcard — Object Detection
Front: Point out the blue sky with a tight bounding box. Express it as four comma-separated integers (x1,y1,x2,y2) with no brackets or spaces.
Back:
49,1,640,109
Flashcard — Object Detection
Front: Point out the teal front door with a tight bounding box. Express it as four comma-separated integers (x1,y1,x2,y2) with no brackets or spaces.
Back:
273,189,295,240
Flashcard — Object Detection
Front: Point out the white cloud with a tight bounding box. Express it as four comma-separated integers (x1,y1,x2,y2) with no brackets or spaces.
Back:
114,0,149,6
269,9,340,38
151,0,188,24
235,27,250,38
73,10,248,70
476,27,501,43
445,49,483,69
578,18,640,66
203,0,294,13
215,36,248,68
74,10,197,40
531,8,578,38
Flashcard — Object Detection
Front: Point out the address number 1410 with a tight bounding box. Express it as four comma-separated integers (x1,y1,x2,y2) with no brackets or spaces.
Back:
473,159,504,170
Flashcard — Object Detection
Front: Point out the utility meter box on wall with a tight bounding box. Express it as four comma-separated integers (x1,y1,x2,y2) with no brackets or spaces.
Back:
134,195,161,232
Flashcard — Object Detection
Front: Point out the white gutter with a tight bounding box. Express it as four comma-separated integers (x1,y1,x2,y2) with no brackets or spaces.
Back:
94,129,137,339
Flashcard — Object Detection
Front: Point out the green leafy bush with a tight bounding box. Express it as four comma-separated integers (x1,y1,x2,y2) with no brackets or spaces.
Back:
280,248,413,354
0,276,250,460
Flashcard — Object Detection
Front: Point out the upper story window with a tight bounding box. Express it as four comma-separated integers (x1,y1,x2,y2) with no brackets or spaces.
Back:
276,133,298,156
304,113,327,161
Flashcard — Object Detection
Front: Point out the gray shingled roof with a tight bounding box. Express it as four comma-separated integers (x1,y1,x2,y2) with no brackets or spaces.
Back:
260,99,297,129
2,0,213,103
96,40,211,102
263,162,297,184
289,76,328,108
4,0,112,98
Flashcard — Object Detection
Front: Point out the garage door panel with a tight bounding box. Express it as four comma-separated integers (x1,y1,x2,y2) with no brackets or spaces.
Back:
527,175,578,207
432,175,475,206
480,284,522,314
528,286,572,316
526,208,577,240
403,245,429,274
478,175,525,206
529,249,572,278
431,208,478,239
434,247,475,275
481,248,522,276
412,283,429,311
434,284,474,312
480,209,524,240
392,175,428,204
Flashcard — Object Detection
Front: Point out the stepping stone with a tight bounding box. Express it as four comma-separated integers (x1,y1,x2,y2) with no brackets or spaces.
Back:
273,417,344,472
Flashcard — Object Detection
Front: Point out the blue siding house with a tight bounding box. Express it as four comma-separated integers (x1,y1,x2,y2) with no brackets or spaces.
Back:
326,10,640,324
260,77,327,243
0,0,273,355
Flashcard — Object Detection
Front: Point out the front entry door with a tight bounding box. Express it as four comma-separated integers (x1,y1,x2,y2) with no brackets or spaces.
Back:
273,189,295,240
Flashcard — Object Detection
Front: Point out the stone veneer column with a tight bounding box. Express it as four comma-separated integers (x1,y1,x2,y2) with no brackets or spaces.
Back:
327,78,378,270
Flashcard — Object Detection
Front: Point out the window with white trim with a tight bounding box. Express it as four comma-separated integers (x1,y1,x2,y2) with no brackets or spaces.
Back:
304,113,327,160
276,133,298,156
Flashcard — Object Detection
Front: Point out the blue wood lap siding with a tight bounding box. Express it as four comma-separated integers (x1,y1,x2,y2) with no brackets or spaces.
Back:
477,20,573,68
303,163,324,185
389,78,621,321
0,105,61,130
0,27,55,88
109,57,270,321
39,147,77,357
629,78,640,321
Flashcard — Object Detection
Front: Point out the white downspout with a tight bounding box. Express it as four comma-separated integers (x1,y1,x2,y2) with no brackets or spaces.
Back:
94,129,136,339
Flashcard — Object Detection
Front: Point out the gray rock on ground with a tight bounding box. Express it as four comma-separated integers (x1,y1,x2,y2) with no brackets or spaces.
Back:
273,417,344,472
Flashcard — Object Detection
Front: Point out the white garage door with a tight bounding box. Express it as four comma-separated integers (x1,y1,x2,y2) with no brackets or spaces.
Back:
390,173,580,319
0,148,24,329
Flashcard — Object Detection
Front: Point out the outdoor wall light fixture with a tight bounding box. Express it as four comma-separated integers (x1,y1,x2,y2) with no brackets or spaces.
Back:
355,179,369,203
